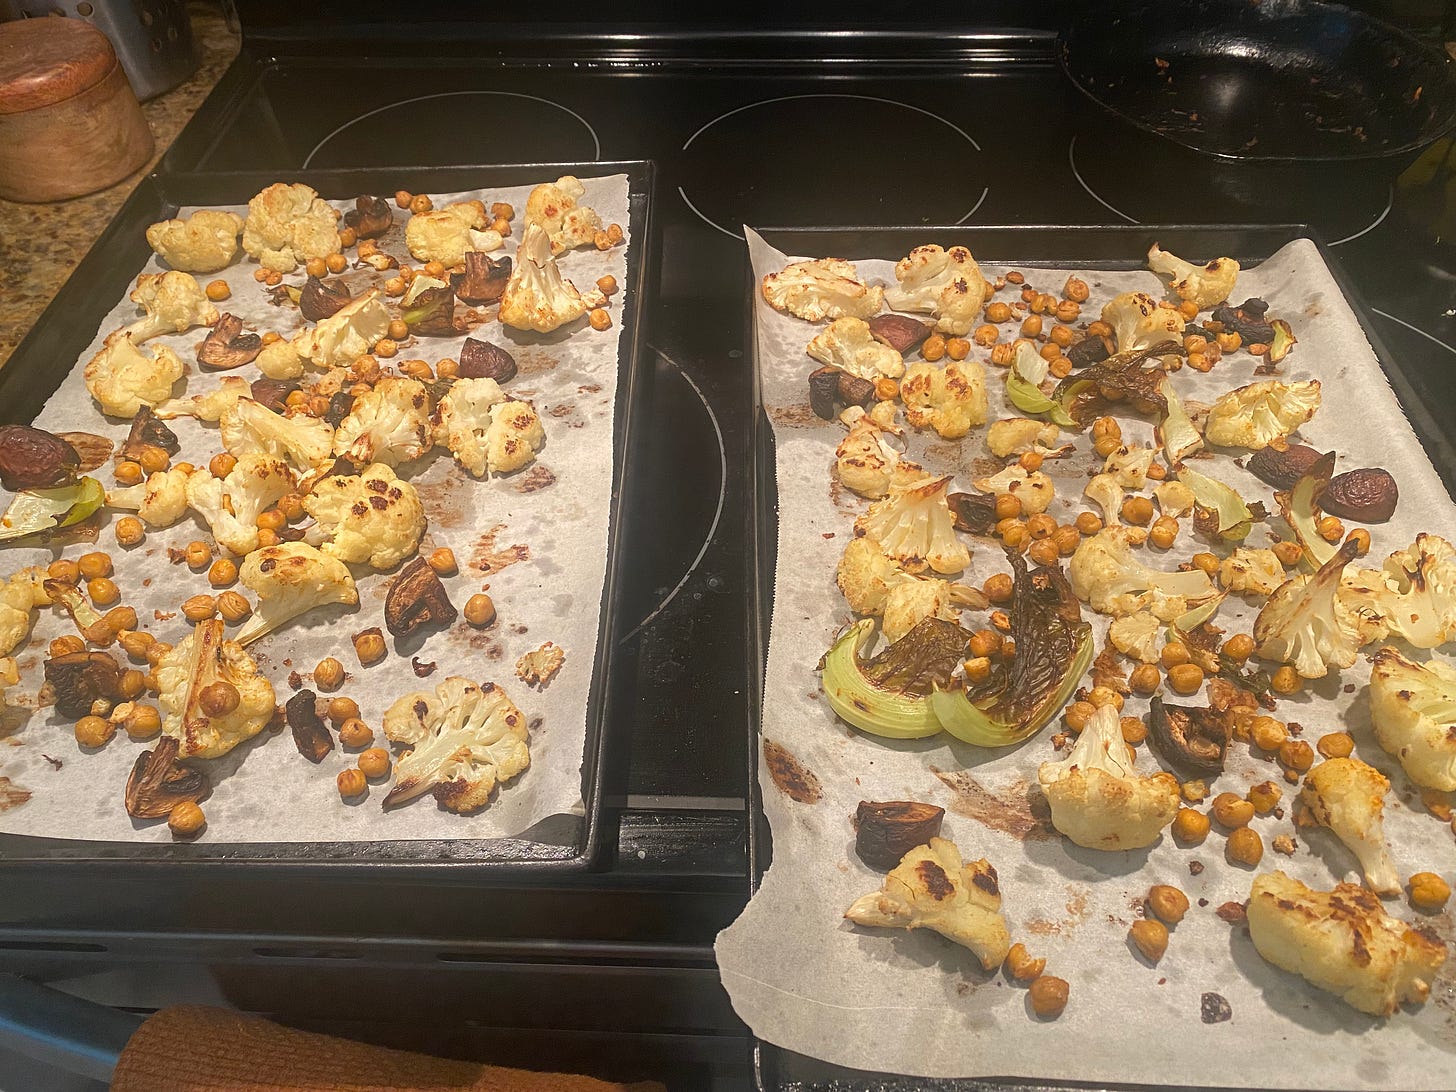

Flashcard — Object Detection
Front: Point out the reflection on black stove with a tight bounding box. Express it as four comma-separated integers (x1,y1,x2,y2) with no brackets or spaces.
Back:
677,94,987,239
1067,134,1396,245
302,91,601,169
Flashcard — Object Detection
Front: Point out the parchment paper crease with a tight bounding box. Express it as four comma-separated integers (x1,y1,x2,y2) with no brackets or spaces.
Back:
716,228,1456,1086
0,174,631,844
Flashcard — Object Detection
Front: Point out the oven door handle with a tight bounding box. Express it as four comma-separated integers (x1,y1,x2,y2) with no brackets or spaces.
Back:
0,974,142,1081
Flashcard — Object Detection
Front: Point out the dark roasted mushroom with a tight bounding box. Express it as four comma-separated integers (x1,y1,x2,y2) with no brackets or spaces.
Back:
124,736,208,819
808,365,841,420
947,490,999,535
1067,334,1112,369
0,425,80,491
323,390,355,428
196,313,263,370
299,276,353,323
250,377,299,413
867,314,931,354
43,651,122,718
401,283,460,336
119,406,180,461
342,195,393,239
458,337,518,383
384,557,457,638
1322,467,1398,523
1147,695,1228,776
837,371,875,408
452,252,512,304
285,689,333,763
854,800,945,868
1247,443,1324,490
1211,298,1275,345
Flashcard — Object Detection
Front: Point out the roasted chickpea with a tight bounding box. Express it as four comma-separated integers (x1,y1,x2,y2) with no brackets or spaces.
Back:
1190,552,1220,576
1028,976,1069,1018
464,594,496,627
87,577,120,607
216,591,252,624
1226,827,1263,867
338,718,373,749
1021,513,1055,540
118,629,155,661
336,767,368,800
988,342,1014,367
1129,919,1169,962
338,226,357,249
114,516,145,548
1121,496,1155,526
1248,781,1283,815
962,656,993,683
1159,641,1190,669
385,318,409,342
384,276,406,296
353,629,386,666
255,529,281,550
1148,515,1178,549
394,190,413,208
1120,715,1147,745
50,635,86,658
1087,685,1124,711
1270,665,1301,695
1272,540,1304,567
1172,807,1210,844
358,747,391,779
74,715,115,748
308,657,343,691
993,493,1022,520
47,559,80,585
982,573,1013,604
1222,633,1256,664
1062,276,1090,303
1063,700,1095,733
922,335,947,362
968,629,1000,659
305,257,328,279
1053,525,1082,557
168,802,206,837
1074,511,1103,536
1211,792,1255,829
1409,872,1452,912
1278,739,1315,772
409,194,433,214
1316,515,1345,543
589,308,612,332
113,459,144,486
1146,884,1189,925
1003,942,1046,983
207,559,238,588
435,358,459,380
1250,715,1288,752
1346,527,1372,557
1181,778,1208,803
1317,732,1355,759
123,703,162,740
204,279,231,302
198,681,240,717
1091,416,1122,458
78,552,112,580
596,274,618,296
1027,539,1060,567
326,696,361,725
185,541,212,570
1129,663,1161,695
1167,663,1205,695
985,301,1013,324
1054,299,1081,324
182,594,217,622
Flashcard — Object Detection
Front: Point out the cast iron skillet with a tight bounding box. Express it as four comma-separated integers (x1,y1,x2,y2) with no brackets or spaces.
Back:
1060,0,1456,160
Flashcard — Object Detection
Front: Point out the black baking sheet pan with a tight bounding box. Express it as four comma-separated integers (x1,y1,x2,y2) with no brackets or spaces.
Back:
0,161,654,875
744,223,1447,1090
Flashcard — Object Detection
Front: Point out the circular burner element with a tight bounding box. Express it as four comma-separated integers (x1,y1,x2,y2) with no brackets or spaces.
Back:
678,94,987,240
303,91,600,169
1067,133,1394,245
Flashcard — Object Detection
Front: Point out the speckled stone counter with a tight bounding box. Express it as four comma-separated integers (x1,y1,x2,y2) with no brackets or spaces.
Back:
0,2,239,372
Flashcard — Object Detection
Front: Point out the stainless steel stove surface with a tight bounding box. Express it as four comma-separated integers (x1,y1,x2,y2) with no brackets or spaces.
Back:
6,18,1456,1091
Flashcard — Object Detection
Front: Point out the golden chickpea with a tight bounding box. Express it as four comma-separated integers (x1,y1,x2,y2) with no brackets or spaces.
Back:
1121,496,1155,526
1053,525,1081,557
423,547,458,576
113,460,144,486
1073,511,1103,536
1316,515,1345,543
252,268,270,283
1027,539,1060,567
434,357,458,380
1272,540,1304,568
87,577,120,607
1346,527,1372,557
1250,715,1288,752
326,696,361,725
1248,781,1283,815
336,767,368,800
394,189,413,208
373,338,398,359
118,630,155,661
983,573,1013,604
1003,942,1047,983
1087,685,1124,711
1190,552,1220,576
144,642,172,667
305,257,328,279
941,336,968,361
399,359,433,382
1091,417,1123,458
338,227,357,249
464,593,496,628
873,377,899,401
588,308,612,332
1409,872,1452,912
1270,665,1302,695
1318,732,1355,759
409,194,433,214
1148,515,1178,549
1167,663,1205,695
1216,331,1242,352
49,635,86,658
1062,276,1090,303
207,559,239,588
1064,700,1095,733
74,715,115,748
216,591,252,624
384,276,406,296
1177,299,1201,321
182,594,217,622
1226,826,1263,867
1147,885,1190,925
1039,341,1061,362
137,445,170,474
988,342,1014,367
989,610,1013,634
260,330,282,346
1211,792,1255,828
255,529,280,550
1222,633,1256,664
1145,463,1167,480
124,703,162,740
1129,663,1161,695
205,453,237,481
78,552,112,580
1129,918,1169,962
423,260,447,279
47,560,79,586
285,389,308,409
185,541,212,570
1172,808,1210,844
358,747,391,779
1181,778,1208,803
1020,513,1053,540
962,656,992,683
968,629,1001,658
338,718,373,749
1001,523,1030,552
1160,641,1191,668
114,516,145,548
352,628,387,666
204,279,232,302
985,301,1013,324
168,801,206,837
1028,975,1069,1018
1278,739,1315,772
1054,299,1081,324
313,657,345,691
922,335,947,362
1120,715,1147,745
994,493,1022,520
198,681,239,718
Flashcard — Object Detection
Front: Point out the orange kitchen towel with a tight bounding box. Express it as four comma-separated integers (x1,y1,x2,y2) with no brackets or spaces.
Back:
110,1005,667,1092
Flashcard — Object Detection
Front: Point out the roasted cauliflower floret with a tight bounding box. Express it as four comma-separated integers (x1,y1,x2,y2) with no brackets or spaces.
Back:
221,398,335,474
291,289,390,370
1220,547,1285,597
1146,244,1239,310
154,376,250,421
844,837,1011,971
524,175,603,254
105,467,190,528
883,245,987,336
807,317,904,381
1299,757,1401,896
146,209,244,274
761,257,883,323
1102,444,1158,489
855,475,969,576
404,200,502,267
83,336,187,418
332,376,432,468
1254,539,1361,679
116,271,220,344
498,223,588,333
900,359,988,440
241,182,341,273
155,619,276,759
234,542,358,646
1204,380,1322,451
185,453,294,557
882,578,960,644
1248,871,1446,1016
1369,647,1456,791
1069,526,1216,617
1340,534,1456,650
382,676,530,813
973,464,1054,515
834,412,919,499
1108,610,1163,664
255,339,306,381
302,462,425,572
986,417,1061,458
836,536,914,616
1039,703,1180,850
1102,291,1186,353
0,568,49,656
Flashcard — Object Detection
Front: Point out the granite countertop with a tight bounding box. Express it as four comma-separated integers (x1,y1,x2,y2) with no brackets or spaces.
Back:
0,2,239,372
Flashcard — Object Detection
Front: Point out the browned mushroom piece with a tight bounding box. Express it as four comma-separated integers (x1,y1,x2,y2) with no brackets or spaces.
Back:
1247,443,1325,490
457,337,517,383
250,377,299,413
451,252,512,304
1322,468,1398,523
384,557,458,638
298,276,353,323
808,365,842,420
285,689,333,764
853,800,946,868
836,371,875,408
0,425,81,492
867,313,932,354
947,491,999,535
342,195,393,239
1147,695,1228,776
196,313,263,370
43,651,122,718
124,736,209,819
118,405,180,460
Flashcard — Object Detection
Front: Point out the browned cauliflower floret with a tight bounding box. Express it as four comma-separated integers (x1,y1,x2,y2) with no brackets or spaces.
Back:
524,175,604,254
155,619,277,759
498,223,588,333
146,209,244,274
762,258,883,323
241,182,341,273
883,245,987,336
899,359,987,440
404,200,502,267
83,336,187,418
302,462,425,572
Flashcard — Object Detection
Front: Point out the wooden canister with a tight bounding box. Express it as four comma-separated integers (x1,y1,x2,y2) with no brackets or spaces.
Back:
0,17,154,203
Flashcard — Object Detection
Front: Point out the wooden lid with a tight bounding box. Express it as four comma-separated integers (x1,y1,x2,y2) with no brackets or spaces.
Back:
0,17,118,116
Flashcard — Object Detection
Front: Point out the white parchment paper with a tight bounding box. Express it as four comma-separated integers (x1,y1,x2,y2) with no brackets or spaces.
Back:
716,229,1456,1086
0,174,631,844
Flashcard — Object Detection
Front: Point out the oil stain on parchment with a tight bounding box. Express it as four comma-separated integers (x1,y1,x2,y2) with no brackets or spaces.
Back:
470,524,530,575
930,767,1056,840
0,776,31,812
514,465,556,494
